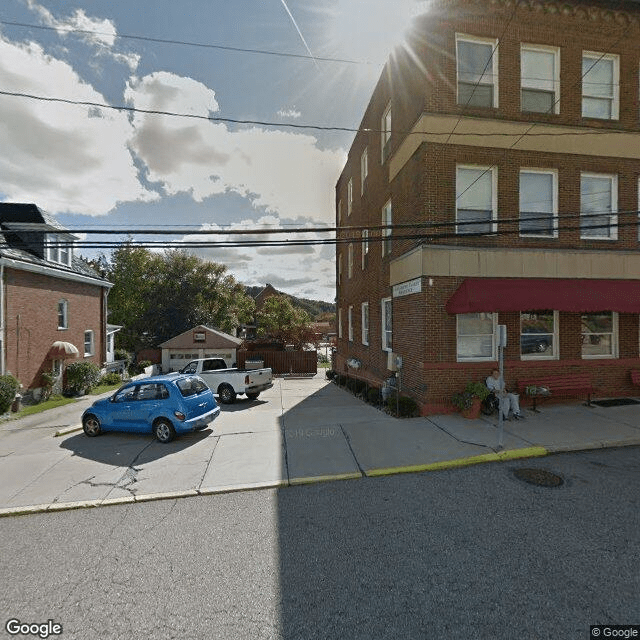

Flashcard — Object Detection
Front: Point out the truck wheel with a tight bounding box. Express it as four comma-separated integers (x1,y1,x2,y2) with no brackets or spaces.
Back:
218,384,236,404
246,392,259,401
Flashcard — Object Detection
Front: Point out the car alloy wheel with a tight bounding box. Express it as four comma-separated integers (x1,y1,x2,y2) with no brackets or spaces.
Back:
218,384,236,404
83,415,102,437
153,418,176,443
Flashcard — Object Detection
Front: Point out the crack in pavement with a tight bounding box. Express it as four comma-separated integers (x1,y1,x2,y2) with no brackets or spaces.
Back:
197,435,220,492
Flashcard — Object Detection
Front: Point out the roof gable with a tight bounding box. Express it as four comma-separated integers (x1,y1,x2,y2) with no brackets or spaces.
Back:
159,325,243,349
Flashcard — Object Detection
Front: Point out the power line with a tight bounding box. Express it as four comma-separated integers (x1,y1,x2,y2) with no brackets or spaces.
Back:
0,19,376,66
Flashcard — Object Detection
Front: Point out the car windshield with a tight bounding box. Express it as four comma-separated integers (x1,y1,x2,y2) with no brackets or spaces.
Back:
175,376,208,397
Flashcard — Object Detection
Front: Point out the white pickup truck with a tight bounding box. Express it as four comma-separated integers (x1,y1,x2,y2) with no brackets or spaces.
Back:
179,358,273,404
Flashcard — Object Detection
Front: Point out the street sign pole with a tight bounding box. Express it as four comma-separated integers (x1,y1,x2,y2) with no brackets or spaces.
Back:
497,325,507,450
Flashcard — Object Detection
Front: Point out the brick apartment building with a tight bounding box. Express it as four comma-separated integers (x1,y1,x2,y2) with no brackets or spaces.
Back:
0,203,112,399
335,0,640,413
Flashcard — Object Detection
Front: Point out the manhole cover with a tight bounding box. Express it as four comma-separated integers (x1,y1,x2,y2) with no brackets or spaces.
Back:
513,468,563,487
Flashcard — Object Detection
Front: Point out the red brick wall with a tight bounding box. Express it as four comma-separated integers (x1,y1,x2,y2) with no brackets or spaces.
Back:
4,268,106,390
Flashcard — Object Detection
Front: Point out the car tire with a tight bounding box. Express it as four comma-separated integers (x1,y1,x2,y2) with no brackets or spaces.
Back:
218,384,236,404
246,392,259,401
83,414,102,437
153,418,176,443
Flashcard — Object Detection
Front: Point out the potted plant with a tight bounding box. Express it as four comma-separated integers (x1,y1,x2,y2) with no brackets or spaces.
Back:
452,381,490,419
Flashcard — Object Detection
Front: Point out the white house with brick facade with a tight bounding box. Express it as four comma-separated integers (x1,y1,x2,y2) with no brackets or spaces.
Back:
0,203,112,399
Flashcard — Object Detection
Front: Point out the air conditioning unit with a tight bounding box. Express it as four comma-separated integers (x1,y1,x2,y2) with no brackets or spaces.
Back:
387,352,402,371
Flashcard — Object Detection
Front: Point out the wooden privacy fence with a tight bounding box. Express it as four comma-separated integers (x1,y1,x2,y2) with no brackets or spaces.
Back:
237,350,317,375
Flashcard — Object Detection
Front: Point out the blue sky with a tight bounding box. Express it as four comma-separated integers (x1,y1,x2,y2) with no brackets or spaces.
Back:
0,0,420,301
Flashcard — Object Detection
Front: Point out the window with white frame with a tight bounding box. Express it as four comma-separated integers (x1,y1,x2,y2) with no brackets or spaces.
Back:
456,34,498,108
457,312,496,361
519,169,557,237
337,199,342,223
581,312,618,358
381,103,391,163
362,302,369,345
381,298,392,351
582,52,619,120
57,300,68,329
338,253,342,285
362,229,369,269
361,148,368,195
84,330,94,357
382,200,392,256
456,166,496,235
338,308,342,339
521,45,559,114
348,306,353,342
347,178,353,216
46,234,73,266
520,311,558,359
580,173,617,240
348,244,353,279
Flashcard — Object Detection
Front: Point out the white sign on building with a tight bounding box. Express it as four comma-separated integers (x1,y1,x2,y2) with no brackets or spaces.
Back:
393,277,422,298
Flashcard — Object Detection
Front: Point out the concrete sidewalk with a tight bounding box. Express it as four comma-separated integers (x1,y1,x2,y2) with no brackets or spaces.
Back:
1,374,639,517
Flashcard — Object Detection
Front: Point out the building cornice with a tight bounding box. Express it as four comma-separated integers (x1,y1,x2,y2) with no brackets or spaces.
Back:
0,257,113,289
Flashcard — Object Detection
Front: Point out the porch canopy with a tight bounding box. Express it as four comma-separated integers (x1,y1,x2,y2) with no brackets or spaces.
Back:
49,341,80,358
445,278,640,314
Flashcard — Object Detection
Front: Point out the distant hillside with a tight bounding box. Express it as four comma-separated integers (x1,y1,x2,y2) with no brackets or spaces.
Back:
245,285,335,320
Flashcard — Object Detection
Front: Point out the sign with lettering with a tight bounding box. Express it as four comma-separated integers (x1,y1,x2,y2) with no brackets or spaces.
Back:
393,278,422,298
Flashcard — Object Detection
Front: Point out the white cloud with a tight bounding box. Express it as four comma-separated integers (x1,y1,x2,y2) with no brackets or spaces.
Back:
125,72,345,223
0,36,156,214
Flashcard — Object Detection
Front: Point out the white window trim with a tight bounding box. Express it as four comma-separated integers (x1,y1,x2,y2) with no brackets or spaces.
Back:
381,297,392,352
582,51,619,120
338,254,342,285
337,199,342,223
456,165,498,235
361,148,368,195
57,299,68,330
46,234,73,267
347,178,353,216
361,302,369,346
361,230,369,270
456,33,499,108
521,44,560,114
456,313,497,362
381,102,391,163
382,200,392,256
580,172,618,240
84,330,94,357
348,244,353,279
519,168,558,238
581,311,618,360
348,306,353,342
520,310,559,361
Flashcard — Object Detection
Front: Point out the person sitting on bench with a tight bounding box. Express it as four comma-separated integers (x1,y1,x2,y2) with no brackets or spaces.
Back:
486,368,524,420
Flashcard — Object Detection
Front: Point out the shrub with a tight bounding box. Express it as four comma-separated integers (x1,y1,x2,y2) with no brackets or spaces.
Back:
40,371,56,401
325,369,335,380
0,374,20,413
136,360,152,374
114,348,131,364
397,396,420,418
100,372,122,386
336,374,346,387
65,362,101,395
367,387,381,405
353,380,367,396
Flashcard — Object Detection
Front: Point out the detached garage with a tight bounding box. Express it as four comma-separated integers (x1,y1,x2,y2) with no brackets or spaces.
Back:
159,325,243,372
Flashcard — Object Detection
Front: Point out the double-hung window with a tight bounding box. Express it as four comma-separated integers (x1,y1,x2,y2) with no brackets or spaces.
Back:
361,148,368,195
84,330,94,357
337,200,342,223
382,200,392,256
46,234,73,266
456,166,496,235
361,303,369,345
347,178,353,216
582,52,619,120
57,300,68,330
580,173,617,240
348,244,353,279
381,298,392,352
519,169,557,237
381,103,391,163
457,313,496,361
361,230,369,269
521,45,559,114
520,311,558,359
338,309,342,339
581,312,617,358
348,306,353,342
456,34,498,108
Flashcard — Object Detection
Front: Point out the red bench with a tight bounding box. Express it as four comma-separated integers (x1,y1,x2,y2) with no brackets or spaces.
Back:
517,374,596,412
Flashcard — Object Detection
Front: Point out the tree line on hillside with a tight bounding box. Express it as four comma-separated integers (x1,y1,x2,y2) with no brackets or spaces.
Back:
86,244,324,352
244,285,335,319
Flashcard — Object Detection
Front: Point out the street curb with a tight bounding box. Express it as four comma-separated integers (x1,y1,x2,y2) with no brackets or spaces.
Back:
364,446,548,477
545,439,640,453
54,425,82,437
289,472,363,486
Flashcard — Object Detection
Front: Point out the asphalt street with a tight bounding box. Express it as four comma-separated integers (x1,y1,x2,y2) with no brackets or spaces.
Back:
1,446,638,640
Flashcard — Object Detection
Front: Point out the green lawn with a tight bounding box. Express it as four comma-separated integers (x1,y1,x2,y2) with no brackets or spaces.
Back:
16,395,75,418
90,383,122,396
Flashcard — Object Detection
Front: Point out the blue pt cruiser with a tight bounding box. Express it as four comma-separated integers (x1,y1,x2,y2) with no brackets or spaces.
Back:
82,374,220,443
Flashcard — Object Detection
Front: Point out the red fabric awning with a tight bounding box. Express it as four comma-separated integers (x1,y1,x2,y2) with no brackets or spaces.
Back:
445,278,640,314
